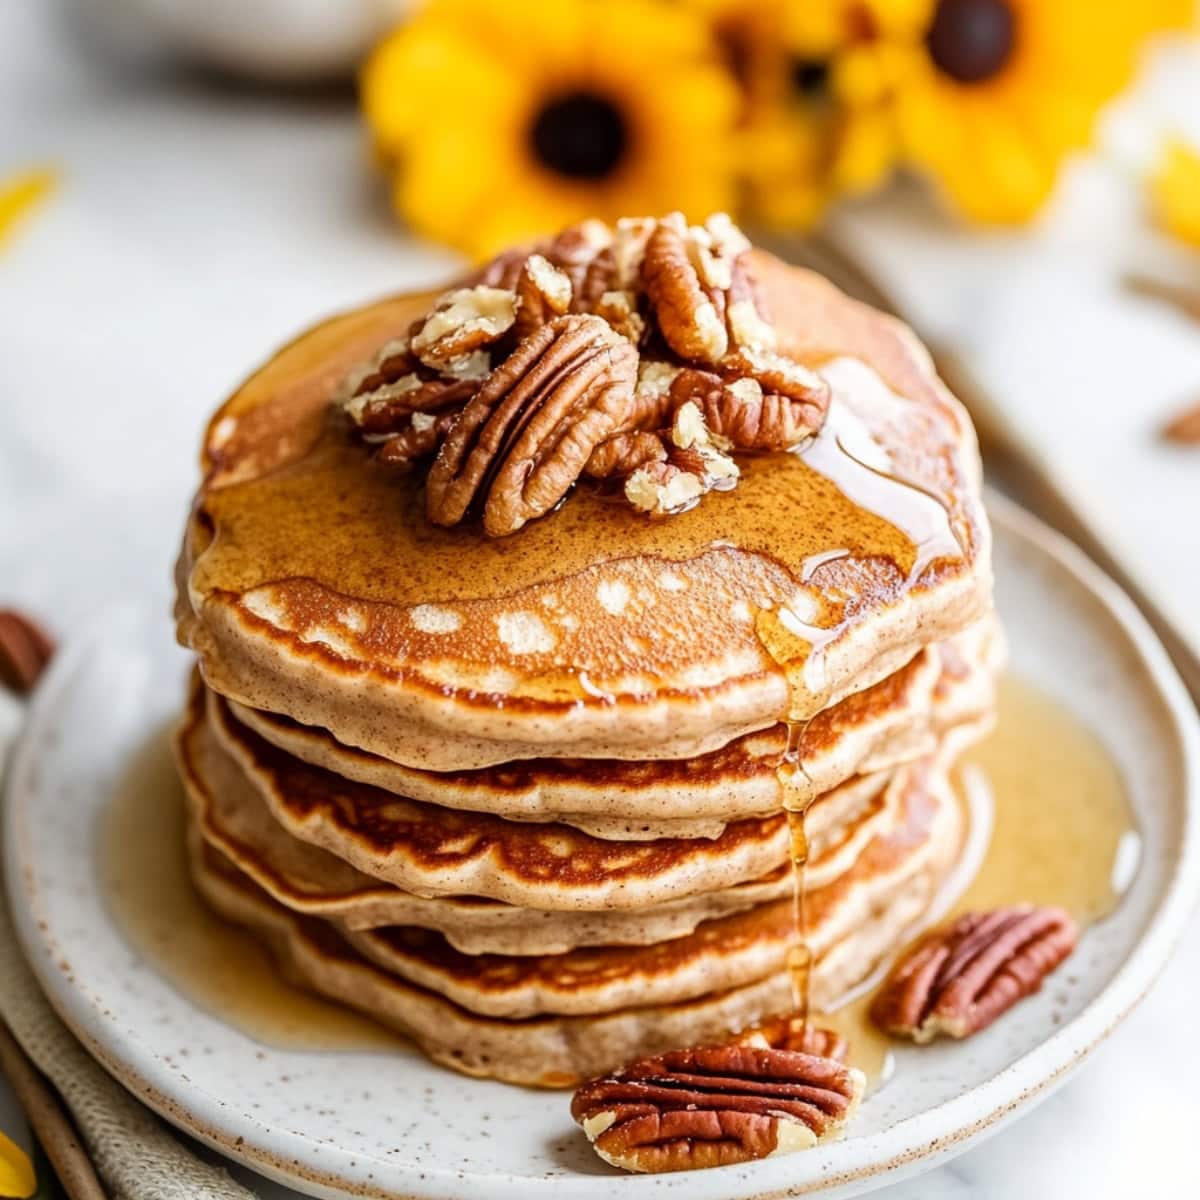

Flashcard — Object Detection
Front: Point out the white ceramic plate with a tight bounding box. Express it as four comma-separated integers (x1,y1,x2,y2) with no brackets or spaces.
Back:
5,497,1199,1200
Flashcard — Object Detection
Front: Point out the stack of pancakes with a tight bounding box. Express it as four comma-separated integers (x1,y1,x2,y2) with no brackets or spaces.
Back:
174,250,996,1087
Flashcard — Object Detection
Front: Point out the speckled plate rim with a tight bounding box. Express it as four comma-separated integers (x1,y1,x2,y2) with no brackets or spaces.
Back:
4,495,1199,1200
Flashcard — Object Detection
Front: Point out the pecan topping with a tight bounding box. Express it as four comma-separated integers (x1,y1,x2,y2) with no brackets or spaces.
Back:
624,402,738,518
376,410,459,470
642,212,768,364
670,368,828,451
410,286,516,374
513,254,573,339
0,609,55,694
571,1040,864,1174
427,315,637,536
871,905,1078,1043
339,213,831,534
584,430,666,480
1163,400,1200,444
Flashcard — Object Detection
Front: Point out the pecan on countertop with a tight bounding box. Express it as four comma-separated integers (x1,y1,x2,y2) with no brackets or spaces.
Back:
1163,400,1200,444
0,609,55,694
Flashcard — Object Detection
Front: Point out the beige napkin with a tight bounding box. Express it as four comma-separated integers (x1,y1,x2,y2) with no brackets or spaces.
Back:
0,688,256,1200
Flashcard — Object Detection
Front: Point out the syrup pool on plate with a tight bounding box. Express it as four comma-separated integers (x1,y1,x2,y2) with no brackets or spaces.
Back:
103,727,403,1053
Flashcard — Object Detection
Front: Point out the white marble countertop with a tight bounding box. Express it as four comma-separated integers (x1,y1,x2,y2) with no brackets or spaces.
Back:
2,4,1199,1196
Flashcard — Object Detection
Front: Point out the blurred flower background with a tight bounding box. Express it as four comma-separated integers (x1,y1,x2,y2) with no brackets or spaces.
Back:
357,0,1197,257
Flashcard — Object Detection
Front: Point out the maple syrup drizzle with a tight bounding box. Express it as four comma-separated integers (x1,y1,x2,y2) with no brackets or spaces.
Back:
755,386,966,1036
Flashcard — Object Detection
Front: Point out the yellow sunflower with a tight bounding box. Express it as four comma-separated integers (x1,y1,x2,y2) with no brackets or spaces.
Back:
361,0,740,258
881,0,1195,223
1152,138,1200,247
680,0,905,230
0,167,56,247
0,1130,35,1199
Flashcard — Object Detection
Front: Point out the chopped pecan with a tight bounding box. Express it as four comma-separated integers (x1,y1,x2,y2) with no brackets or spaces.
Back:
571,1041,864,1173
594,290,646,346
670,368,828,451
871,905,1078,1043
427,315,637,536
376,410,459,470
624,402,738,517
1163,400,1200,444
626,360,682,430
642,212,770,365
410,286,516,374
338,335,477,446
514,254,573,339
0,609,55,694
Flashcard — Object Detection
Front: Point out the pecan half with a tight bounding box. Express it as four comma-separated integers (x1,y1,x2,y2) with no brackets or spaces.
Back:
427,315,637,536
410,286,516,375
513,254,573,339
542,219,615,305
1163,400,1200,444
584,430,666,480
0,609,55,694
571,1041,864,1173
670,368,828,451
642,212,770,365
871,906,1078,1043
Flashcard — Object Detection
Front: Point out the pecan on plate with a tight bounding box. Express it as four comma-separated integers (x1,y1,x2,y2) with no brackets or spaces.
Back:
427,314,637,536
571,1040,864,1173
409,285,517,376
641,212,771,365
623,401,738,517
871,905,1078,1043
0,609,55,694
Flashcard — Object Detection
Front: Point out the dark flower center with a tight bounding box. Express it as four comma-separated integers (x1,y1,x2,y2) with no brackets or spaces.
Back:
927,0,1016,84
791,58,831,98
531,92,628,180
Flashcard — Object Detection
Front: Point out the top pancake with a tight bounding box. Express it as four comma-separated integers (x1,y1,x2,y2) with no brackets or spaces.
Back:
176,251,991,769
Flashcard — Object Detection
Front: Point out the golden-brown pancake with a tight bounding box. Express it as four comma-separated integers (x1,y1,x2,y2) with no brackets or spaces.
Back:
192,683,902,911
338,758,959,1018
187,753,962,1080
176,253,991,770
225,617,1000,837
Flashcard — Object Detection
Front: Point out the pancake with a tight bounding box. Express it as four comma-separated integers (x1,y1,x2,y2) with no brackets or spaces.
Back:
179,689,791,950
338,759,960,1018
187,754,962,1080
227,617,1000,837
192,683,902,913
176,252,991,771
